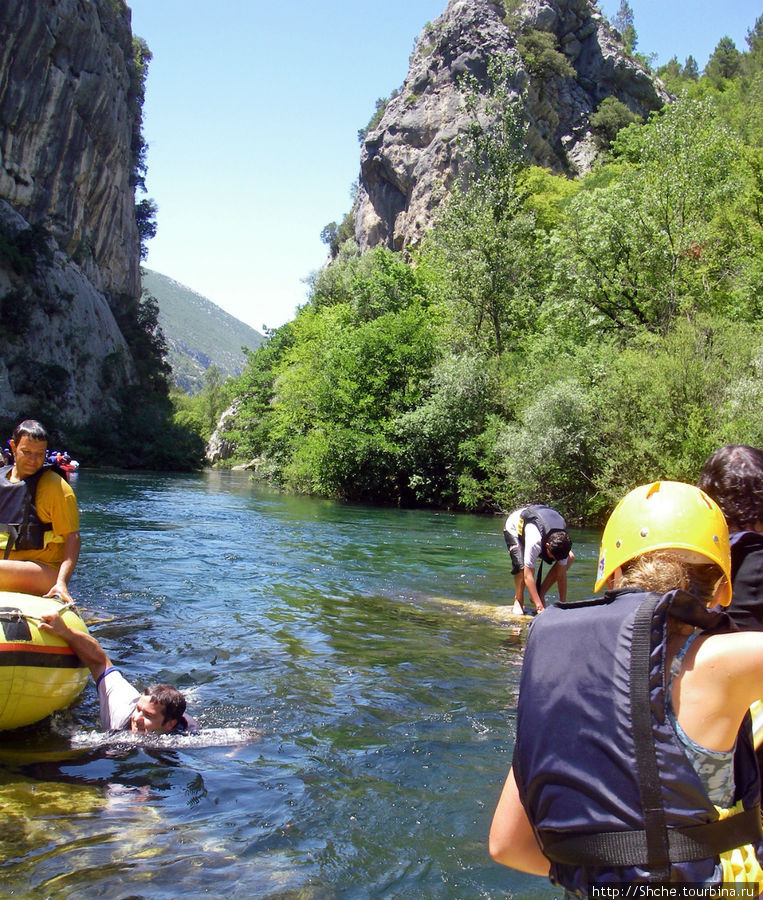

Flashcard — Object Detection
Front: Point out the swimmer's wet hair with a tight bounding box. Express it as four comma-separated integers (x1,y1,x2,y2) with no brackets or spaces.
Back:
144,683,186,724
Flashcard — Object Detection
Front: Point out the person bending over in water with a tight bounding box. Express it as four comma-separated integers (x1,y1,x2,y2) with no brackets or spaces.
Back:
502,504,573,615
40,611,198,734
490,481,763,893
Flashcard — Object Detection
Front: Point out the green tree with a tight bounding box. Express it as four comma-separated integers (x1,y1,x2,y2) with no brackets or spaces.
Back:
135,198,157,260
494,376,598,516
421,189,540,357
421,55,544,358
657,56,682,84
683,56,700,80
746,15,763,75
393,354,498,508
271,300,436,502
589,318,763,508
656,56,699,92
221,322,295,464
517,166,579,232
705,36,742,86
552,98,748,334
320,209,356,260
612,0,637,54
130,37,157,259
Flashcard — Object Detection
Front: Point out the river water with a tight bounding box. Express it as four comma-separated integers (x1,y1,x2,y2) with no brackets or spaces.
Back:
0,470,601,900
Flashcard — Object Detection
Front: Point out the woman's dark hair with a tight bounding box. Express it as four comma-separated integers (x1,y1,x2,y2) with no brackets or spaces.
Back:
698,445,763,532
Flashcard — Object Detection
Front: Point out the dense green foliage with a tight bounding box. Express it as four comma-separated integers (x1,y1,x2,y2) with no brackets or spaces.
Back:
215,18,763,523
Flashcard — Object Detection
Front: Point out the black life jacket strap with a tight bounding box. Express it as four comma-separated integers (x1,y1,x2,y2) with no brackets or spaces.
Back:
630,593,671,878
0,523,17,559
540,805,762,867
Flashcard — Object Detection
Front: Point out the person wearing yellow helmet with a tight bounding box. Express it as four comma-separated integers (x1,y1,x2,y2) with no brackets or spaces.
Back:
594,479,732,604
489,481,763,894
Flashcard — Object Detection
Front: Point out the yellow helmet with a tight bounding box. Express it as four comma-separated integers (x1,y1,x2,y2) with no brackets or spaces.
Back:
595,481,732,606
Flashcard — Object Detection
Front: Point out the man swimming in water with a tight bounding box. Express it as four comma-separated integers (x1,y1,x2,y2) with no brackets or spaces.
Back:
40,611,197,734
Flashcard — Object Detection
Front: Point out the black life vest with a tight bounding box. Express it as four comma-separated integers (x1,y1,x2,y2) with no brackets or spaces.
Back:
513,588,763,893
518,504,568,564
726,530,763,631
0,464,64,559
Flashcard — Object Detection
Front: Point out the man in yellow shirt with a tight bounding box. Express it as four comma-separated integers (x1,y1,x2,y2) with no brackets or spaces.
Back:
0,419,80,602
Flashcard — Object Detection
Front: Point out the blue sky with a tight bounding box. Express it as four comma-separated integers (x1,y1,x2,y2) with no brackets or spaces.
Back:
127,0,762,332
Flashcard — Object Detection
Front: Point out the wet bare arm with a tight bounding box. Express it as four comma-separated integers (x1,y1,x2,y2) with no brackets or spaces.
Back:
39,610,111,681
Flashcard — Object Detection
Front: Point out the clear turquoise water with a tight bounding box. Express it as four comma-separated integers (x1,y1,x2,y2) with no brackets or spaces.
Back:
0,470,601,899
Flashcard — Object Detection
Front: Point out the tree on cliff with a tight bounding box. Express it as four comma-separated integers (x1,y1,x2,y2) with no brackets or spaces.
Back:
420,56,540,359
130,37,158,261
705,36,743,86
612,0,638,55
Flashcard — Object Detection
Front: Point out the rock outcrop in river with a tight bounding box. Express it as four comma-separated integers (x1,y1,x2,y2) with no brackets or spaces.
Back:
354,0,670,252
0,0,142,427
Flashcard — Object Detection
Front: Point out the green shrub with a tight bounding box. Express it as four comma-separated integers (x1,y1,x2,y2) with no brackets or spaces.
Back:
517,30,575,81
590,97,642,149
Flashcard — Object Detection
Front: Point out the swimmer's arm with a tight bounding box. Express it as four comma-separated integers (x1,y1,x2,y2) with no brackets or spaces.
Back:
39,611,112,681
489,767,550,876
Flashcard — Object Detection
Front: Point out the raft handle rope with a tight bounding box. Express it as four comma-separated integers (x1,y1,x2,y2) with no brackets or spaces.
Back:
0,597,76,624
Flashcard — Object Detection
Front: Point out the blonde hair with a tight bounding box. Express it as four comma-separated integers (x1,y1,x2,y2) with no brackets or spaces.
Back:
618,549,723,603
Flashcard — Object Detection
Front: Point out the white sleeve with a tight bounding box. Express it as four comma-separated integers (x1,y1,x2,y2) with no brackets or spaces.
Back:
96,667,141,731
505,510,521,536
522,523,543,569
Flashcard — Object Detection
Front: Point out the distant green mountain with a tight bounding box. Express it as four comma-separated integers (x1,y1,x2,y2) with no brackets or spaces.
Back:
141,268,264,394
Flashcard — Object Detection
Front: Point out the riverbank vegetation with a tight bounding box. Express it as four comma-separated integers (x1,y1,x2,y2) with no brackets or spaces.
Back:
204,20,763,522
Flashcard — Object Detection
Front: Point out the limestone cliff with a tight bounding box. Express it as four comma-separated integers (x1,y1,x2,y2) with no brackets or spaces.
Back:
0,200,134,425
0,0,142,427
355,0,671,252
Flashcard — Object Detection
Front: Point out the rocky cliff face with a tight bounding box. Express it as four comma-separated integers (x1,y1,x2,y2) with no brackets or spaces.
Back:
0,0,142,427
355,0,670,252
0,200,134,426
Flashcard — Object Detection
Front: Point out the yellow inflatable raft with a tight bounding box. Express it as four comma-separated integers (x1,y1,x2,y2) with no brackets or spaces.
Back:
0,592,89,731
